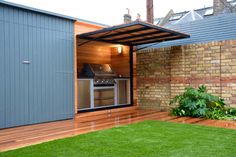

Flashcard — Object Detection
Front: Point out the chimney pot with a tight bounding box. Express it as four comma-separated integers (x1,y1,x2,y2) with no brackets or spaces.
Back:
136,13,141,21
124,8,132,24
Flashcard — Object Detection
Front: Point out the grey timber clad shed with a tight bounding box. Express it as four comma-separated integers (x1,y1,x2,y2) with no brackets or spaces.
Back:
0,1,75,128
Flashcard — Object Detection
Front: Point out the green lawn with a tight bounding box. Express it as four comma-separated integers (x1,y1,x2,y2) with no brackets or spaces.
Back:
1,121,236,157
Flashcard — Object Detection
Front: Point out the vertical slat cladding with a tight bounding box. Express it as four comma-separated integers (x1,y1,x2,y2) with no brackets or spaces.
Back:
52,18,57,118
28,12,34,123
18,12,25,126
70,24,74,114
22,12,30,124
4,8,13,127
28,13,74,122
0,5,5,128
0,4,74,128
48,17,53,120
12,8,20,126
41,15,47,121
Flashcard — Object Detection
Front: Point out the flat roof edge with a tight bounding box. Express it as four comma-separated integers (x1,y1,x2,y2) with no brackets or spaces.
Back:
1,0,110,26
0,0,77,21
76,18,110,27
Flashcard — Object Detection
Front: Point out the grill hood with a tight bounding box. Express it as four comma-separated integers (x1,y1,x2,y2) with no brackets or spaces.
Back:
80,64,117,78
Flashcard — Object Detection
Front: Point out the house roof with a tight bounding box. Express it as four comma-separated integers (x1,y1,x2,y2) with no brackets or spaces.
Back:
0,1,109,27
77,21,190,46
146,12,236,49
155,0,236,26
174,10,203,25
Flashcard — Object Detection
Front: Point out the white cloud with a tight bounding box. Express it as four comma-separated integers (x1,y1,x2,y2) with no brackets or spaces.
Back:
5,0,213,25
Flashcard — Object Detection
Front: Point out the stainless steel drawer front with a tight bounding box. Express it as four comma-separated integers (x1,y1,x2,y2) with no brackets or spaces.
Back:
94,87,114,107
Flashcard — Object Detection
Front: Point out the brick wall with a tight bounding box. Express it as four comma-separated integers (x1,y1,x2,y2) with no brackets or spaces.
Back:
136,40,236,110
137,48,171,110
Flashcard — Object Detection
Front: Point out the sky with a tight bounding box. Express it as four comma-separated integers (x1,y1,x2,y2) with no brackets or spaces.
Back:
5,0,213,25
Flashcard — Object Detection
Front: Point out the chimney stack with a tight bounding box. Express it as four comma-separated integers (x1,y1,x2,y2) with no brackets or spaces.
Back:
213,0,226,15
124,8,132,24
147,0,154,24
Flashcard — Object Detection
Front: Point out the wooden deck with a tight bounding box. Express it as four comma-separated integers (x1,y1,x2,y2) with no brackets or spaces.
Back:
0,107,236,152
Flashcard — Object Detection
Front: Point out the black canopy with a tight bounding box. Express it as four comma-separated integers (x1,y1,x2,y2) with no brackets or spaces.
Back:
77,21,190,46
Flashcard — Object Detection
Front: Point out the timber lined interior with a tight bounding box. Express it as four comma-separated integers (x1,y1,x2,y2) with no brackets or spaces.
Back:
76,39,131,77
76,37,136,112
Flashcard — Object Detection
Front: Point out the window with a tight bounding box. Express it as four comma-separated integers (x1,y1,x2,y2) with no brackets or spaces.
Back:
204,9,213,16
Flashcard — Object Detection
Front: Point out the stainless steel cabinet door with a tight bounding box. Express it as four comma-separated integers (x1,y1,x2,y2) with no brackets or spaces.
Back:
78,80,92,110
116,79,130,105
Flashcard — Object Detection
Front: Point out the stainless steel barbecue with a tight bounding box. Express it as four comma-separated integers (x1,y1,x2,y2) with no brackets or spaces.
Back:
78,63,130,110
80,63,117,86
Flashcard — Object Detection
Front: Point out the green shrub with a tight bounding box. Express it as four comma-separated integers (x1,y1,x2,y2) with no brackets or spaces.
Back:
170,85,229,120
226,108,236,116
206,108,225,120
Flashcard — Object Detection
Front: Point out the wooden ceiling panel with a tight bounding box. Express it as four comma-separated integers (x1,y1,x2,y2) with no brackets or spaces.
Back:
118,32,171,42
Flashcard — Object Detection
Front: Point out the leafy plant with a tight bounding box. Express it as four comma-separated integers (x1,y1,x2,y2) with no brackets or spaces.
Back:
206,108,225,120
226,108,236,116
170,85,229,119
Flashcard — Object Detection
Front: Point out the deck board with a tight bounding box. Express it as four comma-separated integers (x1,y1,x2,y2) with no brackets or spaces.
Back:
0,108,236,152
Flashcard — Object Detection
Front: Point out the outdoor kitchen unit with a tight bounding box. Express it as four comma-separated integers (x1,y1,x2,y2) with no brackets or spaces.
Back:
76,21,190,113
78,63,130,111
